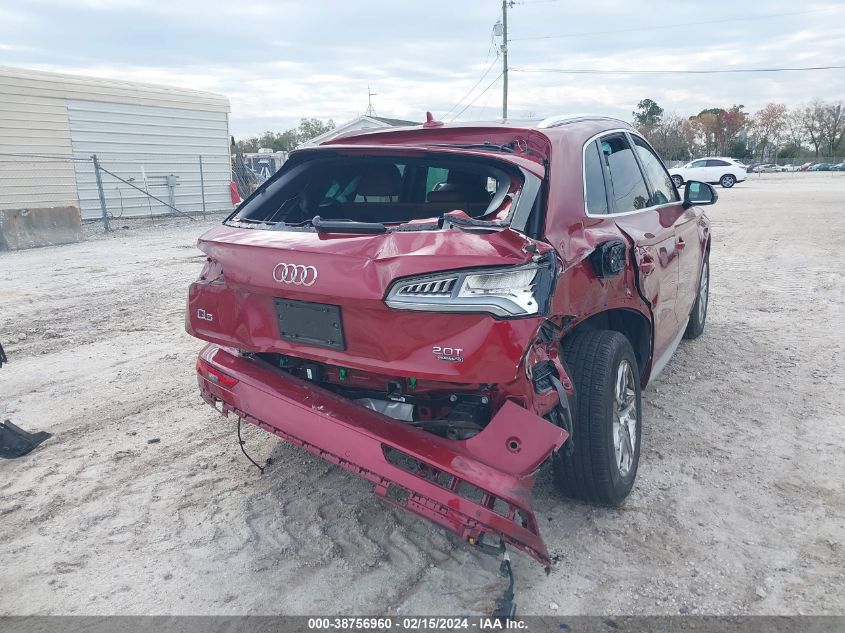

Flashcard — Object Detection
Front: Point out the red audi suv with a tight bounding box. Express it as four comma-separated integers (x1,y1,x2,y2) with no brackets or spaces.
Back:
186,114,715,567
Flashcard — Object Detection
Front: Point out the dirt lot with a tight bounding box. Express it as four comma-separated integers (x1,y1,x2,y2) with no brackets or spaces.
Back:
1,171,843,616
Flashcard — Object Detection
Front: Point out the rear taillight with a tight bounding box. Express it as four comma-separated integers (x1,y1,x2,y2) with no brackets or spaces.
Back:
384,260,556,318
196,358,238,388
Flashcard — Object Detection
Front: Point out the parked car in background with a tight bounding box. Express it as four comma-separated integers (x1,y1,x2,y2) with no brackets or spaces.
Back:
809,163,832,171
781,164,801,172
186,114,716,567
832,163,845,171
669,157,747,188
757,164,781,173
799,162,814,171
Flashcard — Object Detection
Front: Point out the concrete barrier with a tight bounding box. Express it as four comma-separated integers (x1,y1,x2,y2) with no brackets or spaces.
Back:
0,206,83,251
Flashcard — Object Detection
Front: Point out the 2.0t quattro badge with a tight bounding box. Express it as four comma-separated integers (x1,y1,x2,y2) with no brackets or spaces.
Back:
272,263,318,286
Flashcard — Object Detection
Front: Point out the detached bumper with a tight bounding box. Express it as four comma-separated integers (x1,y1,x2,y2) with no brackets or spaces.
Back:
196,344,567,567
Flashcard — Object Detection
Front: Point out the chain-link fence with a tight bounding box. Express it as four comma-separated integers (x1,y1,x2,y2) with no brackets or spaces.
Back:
667,157,844,169
769,156,843,167
231,150,289,201
0,151,237,232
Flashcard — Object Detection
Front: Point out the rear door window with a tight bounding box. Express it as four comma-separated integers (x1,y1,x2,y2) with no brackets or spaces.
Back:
599,134,650,213
425,167,450,196
631,135,680,206
584,140,609,215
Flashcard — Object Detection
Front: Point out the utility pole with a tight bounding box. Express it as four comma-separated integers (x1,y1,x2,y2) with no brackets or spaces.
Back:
502,0,509,121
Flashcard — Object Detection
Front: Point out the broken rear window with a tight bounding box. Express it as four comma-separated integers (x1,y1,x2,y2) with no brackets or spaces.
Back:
228,153,523,228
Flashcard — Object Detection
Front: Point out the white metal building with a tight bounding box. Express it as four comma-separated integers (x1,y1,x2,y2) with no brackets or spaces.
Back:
0,66,233,219
300,115,419,147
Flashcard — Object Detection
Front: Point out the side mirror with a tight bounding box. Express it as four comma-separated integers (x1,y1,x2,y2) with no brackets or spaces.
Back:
683,181,718,208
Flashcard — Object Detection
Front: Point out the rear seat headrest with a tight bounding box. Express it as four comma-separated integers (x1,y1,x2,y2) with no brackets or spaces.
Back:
356,163,403,198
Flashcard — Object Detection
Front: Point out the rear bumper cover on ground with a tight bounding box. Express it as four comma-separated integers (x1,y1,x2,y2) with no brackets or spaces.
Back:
196,344,567,567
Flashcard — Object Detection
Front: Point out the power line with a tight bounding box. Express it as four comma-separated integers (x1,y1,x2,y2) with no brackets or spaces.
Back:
441,12,503,120
511,65,845,75
442,57,499,120
510,7,840,41
451,71,506,121
475,73,500,119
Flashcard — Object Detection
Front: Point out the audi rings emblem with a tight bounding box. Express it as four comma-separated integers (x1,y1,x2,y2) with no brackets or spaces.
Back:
272,263,318,286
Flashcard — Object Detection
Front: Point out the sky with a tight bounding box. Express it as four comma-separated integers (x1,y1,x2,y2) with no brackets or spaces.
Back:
1,0,844,138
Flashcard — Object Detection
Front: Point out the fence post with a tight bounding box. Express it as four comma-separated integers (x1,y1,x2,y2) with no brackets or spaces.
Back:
199,155,207,217
91,154,110,232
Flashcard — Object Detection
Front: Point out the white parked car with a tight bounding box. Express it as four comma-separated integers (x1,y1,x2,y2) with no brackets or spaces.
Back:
669,157,747,188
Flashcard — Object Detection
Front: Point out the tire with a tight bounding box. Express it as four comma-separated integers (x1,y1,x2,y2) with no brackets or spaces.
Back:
684,256,709,339
671,175,684,189
553,330,642,505
720,174,736,188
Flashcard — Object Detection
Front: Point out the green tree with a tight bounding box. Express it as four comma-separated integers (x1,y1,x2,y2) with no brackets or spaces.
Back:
234,118,336,153
633,99,664,128
235,136,259,153
295,118,336,144
728,140,752,159
691,106,749,156
777,143,801,159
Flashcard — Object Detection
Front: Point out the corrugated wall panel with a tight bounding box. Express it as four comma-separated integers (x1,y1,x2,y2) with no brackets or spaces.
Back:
0,87,78,211
0,67,230,113
68,100,232,219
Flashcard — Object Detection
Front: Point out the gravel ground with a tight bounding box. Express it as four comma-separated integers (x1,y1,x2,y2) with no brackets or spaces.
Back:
1,172,843,616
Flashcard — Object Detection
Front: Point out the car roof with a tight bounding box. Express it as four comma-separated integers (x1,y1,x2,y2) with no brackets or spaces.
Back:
324,113,632,144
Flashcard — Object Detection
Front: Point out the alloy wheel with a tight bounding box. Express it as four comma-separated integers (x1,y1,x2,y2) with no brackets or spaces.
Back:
613,359,638,477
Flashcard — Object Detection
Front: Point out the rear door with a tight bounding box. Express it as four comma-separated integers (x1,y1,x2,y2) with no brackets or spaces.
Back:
686,159,709,182
706,159,731,182
589,133,681,361
631,134,703,326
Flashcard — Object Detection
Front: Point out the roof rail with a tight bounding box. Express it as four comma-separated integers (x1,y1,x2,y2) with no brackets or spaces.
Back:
536,113,629,129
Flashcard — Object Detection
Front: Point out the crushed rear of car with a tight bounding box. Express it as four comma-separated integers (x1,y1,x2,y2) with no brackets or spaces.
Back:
186,126,572,567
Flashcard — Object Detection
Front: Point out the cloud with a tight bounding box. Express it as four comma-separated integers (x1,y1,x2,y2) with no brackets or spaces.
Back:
1,0,843,136
0,43,34,52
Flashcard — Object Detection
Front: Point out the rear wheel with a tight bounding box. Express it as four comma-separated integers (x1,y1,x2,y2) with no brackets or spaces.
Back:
684,257,709,339
671,174,684,189
720,174,736,188
553,330,642,505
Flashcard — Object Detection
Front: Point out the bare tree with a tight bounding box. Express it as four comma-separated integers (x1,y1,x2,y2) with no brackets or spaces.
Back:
801,101,827,159
784,110,806,149
680,118,702,159
753,103,787,160
819,102,845,158
696,112,719,155
642,112,691,162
